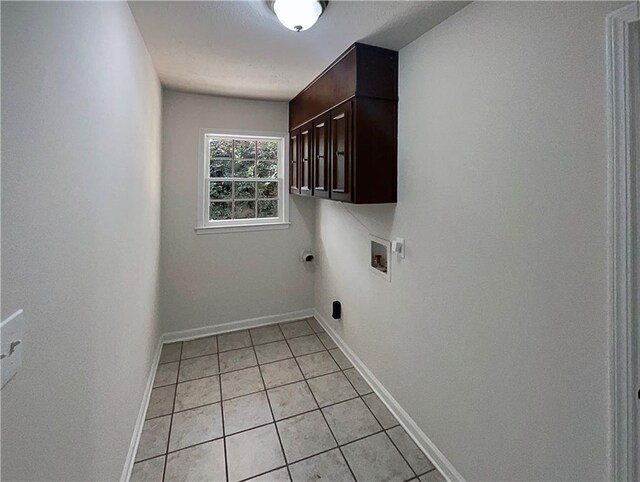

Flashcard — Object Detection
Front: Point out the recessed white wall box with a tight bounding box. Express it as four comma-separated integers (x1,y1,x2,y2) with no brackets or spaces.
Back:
1,309,24,389
370,234,391,281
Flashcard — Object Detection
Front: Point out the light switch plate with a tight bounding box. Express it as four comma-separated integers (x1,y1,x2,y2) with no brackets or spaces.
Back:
392,238,405,259
1,309,24,389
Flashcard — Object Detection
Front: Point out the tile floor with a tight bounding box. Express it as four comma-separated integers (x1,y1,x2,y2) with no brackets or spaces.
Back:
131,317,446,482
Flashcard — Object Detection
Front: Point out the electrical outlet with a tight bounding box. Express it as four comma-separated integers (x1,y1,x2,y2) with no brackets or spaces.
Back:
1,309,24,389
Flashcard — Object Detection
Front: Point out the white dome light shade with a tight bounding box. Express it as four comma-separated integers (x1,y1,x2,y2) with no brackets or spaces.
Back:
273,0,324,32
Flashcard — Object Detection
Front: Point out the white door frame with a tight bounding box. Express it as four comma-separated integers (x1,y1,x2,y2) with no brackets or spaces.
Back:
607,3,639,481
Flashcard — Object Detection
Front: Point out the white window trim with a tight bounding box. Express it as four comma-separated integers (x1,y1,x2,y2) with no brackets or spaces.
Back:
196,128,290,234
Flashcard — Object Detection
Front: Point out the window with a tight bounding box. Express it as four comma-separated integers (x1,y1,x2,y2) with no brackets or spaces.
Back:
197,130,289,232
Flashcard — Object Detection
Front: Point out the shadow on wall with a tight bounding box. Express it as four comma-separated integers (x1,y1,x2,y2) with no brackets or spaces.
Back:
314,199,397,326
292,195,317,239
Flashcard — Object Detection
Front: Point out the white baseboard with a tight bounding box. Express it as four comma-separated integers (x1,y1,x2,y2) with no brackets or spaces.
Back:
161,308,314,344
122,308,460,482
120,338,163,482
122,309,314,480
313,310,465,482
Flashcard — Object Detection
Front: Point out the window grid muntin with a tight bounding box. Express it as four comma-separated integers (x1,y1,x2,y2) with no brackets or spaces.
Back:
206,134,282,224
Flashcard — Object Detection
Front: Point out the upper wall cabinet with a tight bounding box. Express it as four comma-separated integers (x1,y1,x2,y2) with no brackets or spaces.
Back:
289,43,398,204
299,122,313,197
289,129,300,195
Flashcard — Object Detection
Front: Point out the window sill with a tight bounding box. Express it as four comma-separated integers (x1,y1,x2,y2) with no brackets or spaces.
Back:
194,222,291,235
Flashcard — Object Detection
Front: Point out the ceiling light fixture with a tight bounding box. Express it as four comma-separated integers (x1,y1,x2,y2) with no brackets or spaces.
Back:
269,0,328,32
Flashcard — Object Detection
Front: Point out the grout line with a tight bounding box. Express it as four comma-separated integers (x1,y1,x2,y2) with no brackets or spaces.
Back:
338,427,391,449
164,435,224,457
417,467,438,477
238,435,366,481
279,323,360,482
162,341,183,481
146,392,401,438
139,318,435,480
251,327,293,482
178,351,218,362
149,362,382,417
150,363,371,421
238,464,288,482
136,418,396,464
158,328,322,365
149,353,375,419
161,323,321,366
146,418,390,462
169,351,343,388
384,425,420,479
282,443,348,475
135,407,404,469
319,407,366,482
157,358,181,367
133,453,166,467
259,353,316,369
128,433,232,465
236,440,434,482
283,346,327,358
223,419,273,440
338,353,419,479
168,324,341,376
169,339,327,380
221,386,267,403
216,339,230,482
282,446,341,475
247,329,261,347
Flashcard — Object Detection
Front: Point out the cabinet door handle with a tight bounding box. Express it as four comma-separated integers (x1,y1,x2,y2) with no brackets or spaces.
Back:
317,155,324,160
336,151,345,156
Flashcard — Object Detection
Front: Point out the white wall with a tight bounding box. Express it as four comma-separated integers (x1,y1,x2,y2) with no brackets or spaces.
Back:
160,91,315,333
1,2,162,480
314,2,624,480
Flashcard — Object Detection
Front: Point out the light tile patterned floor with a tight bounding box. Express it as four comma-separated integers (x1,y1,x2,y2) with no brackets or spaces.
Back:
131,317,446,482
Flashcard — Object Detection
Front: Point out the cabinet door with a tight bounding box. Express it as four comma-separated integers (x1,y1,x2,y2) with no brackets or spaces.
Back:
289,129,300,195
313,114,330,198
330,101,352,202
299,122,313,196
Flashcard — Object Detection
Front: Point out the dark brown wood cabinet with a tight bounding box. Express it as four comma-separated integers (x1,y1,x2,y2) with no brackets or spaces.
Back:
288,43,398,204
352,97,398,204
299,122,313,196
329,101,352,202
312,114,330,198
289,129,300,195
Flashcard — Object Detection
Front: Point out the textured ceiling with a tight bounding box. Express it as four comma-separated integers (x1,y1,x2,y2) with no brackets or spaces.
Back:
128,1,469,101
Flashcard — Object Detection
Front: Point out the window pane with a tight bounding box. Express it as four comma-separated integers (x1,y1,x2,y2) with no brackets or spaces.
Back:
234,181,256,199
210,201,232,220
210,181,232,199
210,159,232,178
210,139,232,159
256,160,278,178
234,160,256,178
234,140,256,159
257,200,278,218
257,141,278,160
234,201,255,219
205,135,283,224
257,181,278,199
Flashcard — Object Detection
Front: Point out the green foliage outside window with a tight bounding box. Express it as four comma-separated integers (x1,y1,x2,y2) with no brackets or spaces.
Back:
208,137,280,222
258,200,278,218
210,201,232,220
257,141,277,160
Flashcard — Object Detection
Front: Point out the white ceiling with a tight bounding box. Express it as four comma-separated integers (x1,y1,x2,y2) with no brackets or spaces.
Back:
128,1,469,101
